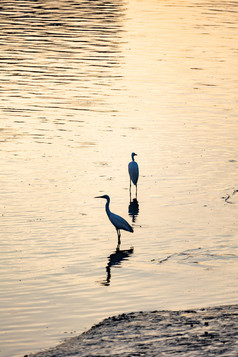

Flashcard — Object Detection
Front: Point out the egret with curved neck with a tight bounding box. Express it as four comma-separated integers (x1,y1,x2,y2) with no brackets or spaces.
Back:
128,152,139,198
95,195,133,245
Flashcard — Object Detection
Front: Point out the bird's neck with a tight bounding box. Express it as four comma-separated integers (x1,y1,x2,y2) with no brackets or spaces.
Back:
105,199,110,217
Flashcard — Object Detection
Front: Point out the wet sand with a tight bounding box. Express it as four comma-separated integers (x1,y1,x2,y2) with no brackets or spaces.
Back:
28,304,238,356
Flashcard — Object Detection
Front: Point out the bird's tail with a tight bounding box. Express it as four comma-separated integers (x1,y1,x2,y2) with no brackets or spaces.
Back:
129,225,134,233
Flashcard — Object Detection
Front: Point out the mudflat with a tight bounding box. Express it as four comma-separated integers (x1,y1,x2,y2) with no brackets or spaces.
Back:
28,304,238,356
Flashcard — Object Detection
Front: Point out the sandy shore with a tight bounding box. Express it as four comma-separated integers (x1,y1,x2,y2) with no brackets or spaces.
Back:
28,304,238,357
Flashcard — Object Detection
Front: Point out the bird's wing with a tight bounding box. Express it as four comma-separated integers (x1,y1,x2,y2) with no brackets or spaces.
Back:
109,212,133,232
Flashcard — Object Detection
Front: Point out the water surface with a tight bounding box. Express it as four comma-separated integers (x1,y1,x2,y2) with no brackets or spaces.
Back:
0,1,238,356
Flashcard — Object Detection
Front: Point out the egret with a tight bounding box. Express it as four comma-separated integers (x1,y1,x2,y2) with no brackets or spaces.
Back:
128,152,139,197
95,195,133,244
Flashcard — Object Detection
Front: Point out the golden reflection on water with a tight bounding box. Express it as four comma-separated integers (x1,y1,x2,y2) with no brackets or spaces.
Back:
0,0,125,126
0,1,238,356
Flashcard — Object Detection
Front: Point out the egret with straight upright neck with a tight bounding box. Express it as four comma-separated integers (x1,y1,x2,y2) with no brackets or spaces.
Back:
95,195,133,245
128,152,139,198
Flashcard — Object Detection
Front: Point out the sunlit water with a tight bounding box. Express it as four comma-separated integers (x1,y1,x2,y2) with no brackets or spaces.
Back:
0,1,238,356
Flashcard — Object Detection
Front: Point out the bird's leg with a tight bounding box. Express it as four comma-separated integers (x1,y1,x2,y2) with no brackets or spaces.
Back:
117,229,121,246
129,180,132,201
136,184,137,199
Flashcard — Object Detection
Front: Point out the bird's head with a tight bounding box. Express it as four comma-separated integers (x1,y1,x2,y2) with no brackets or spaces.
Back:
131,152,137,160
95,194,110,201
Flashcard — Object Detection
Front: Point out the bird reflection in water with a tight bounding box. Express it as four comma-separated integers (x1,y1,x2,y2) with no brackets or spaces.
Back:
128,198,139,222
100,244,134,286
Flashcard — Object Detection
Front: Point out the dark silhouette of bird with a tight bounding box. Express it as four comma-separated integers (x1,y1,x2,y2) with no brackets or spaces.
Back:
128,152,139,198
95,195,133,244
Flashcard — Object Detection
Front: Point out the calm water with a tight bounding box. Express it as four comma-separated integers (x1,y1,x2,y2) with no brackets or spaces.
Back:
1,0,238,356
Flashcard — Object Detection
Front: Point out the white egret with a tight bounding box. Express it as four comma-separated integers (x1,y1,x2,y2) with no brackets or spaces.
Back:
128,152,139,197
95,195,133,244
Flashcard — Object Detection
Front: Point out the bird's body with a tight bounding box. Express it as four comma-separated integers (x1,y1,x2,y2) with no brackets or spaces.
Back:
128,152,139,197
128,161,139,185
95,195,133,244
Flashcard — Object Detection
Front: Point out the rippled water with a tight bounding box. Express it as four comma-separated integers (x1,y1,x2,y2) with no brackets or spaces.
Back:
0,1,238,356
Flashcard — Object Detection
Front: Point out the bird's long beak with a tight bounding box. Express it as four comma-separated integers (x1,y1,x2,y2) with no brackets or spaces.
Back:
95,195,103,198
